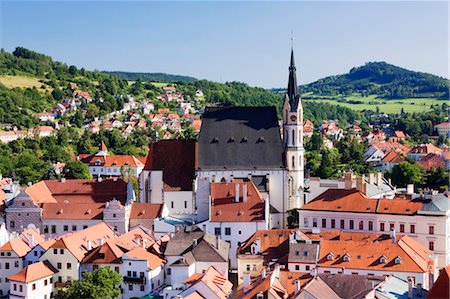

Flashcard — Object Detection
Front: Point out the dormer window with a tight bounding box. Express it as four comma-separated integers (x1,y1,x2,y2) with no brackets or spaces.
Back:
380,256,387,264
394,256,402,264
327,253,334,261
95,160,101,165
343,254,350,262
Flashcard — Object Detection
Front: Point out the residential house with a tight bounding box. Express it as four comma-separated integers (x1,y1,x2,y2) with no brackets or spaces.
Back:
77,142,146,177
408,144,442,161
418,154,446,171
434,122,450,137
40,222,116,287
8,261,57,299
162,227,229,299
200,180,269,269
380,150,404,172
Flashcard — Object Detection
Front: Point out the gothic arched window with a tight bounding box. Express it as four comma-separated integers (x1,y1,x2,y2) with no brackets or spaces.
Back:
292,130,295,146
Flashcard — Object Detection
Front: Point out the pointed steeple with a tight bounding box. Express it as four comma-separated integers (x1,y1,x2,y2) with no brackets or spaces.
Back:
286,46,301,112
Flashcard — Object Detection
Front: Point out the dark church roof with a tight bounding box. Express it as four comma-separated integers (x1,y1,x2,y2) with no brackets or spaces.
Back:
286,48,301,112
198,106,284,170
144,140,197,191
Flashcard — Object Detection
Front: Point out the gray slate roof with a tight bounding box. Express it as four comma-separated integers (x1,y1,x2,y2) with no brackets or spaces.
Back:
164,226,229,263
198,106,285,170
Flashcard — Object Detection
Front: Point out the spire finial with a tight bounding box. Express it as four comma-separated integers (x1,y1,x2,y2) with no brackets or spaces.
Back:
290,31,294,50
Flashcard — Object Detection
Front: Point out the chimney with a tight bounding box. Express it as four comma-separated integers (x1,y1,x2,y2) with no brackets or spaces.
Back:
261,268,266,279
98,238,104,246
61,178,66,183
235,183,240,202
273,264,280,279
369,173,375,185
390,229,396,243
344,172,353,190
294,279,301,295
407,184,414,195
356,175,366,195
417,283,423,297
377,172,383,186
230,175,234,182
143,239,147,248
27,182,32,187
87,240,92,251
215,235,220,251
243,272,251,287
407,280,413,299
98,177,103,183
193,239,198,247
28,234,35,248
243,184,248,203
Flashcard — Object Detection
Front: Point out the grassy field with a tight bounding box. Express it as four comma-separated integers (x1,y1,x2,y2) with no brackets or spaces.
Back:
0,75,52,92
127,81,169,88
304,93,446,114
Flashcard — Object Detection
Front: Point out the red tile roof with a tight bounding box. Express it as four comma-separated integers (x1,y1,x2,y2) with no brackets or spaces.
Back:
318,235,431,273
124,247,165,270
434,122,450,128
382,151,404,163
0,237,31,257
144,140,197,191
427,265,450,299
210,180,265,223
81,241,124,264
8,261,57,283
409,143,442,155
129,203,164,219
418,154,446,171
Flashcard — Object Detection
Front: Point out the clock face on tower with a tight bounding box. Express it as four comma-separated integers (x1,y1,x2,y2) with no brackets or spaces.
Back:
290,115,297,122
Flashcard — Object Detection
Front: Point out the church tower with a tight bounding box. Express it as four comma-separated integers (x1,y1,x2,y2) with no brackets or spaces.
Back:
283,46,304,209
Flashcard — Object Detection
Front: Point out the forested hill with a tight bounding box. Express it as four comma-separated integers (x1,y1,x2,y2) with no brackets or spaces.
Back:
102,71,197,83
298,62,449,99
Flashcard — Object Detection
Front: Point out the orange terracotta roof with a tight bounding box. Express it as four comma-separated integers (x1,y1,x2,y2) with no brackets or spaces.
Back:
129,203,163,219
418,154,446,171
8,261,57,283
434,122,450,128
190,267,233,299
49,222,116,261
372,141,410,155
81,241,124,264
42,202,105,220
394,131,406,138
317,235,430,273
409,143,442,155
302,189,377,213
20,228,45,246
183,273,203,284
0,237,32,257
278,271,313,297
210,180,265,223
124,247,164,270
39,239,57,250
115,227,155,250
382,151,404,163
302,189,422,215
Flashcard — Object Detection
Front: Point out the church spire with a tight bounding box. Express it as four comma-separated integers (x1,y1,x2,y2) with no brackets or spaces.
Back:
287,48,299,102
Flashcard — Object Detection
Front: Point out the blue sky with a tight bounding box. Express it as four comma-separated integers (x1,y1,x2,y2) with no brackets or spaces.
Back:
0,1,448,88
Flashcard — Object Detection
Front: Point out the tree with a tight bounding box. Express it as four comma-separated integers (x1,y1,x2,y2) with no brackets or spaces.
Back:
56,267,122,299
391,162,423,187
65,160,92,179
306,132,323,151
71,110,84,128
424,168,449,191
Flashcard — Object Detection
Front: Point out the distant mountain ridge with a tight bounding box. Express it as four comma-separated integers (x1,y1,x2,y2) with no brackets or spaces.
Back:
301,62,449,99
102,71,197,83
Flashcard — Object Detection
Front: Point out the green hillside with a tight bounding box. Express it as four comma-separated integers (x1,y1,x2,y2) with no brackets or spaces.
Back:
102,71,197,83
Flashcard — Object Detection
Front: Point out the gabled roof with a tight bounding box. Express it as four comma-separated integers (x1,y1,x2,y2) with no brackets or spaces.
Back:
382,150,404,163
0,237,31,257
144,140,197,191
427,265,450,299
114,227,156,250
49,222,116,261
123,247,164,270
81,241,125,264
409,143,442,155
210,180,265,223
164,227,229,262
183,266,233,299
8,261,57,283
198,106,284,170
